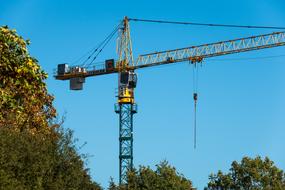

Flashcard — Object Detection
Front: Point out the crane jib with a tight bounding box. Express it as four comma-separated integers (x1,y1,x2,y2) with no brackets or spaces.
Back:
55,31,285,80
134,32,285,68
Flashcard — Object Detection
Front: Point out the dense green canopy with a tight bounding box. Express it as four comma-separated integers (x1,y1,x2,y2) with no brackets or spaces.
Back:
0,26,101,189
0,128,102,190
206,156,285,190
109,161,194,190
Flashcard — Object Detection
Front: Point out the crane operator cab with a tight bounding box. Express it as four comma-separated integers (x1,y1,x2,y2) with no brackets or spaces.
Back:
118,71,137,104
120,71,137,88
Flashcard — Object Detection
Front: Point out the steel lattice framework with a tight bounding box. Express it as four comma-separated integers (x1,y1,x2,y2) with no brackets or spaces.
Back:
115,103,137,184
115,17,137,185
55,31,285,81
134,31,285,68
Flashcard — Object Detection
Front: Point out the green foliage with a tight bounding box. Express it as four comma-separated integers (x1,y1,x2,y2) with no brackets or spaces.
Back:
0,26,101,189
206,156,285,190
0,127,102,190
108,178,118,190
0,26,56,134
109,161,193,190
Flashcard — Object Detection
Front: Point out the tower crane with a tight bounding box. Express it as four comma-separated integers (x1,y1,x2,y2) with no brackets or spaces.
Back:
55,16,285,185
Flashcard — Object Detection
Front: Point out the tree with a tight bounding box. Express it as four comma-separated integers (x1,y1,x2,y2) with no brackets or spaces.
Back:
108,178,118,190
0,127,102,190
206,156,285,190
0,26,101,189
0,26,56,134
109,161,194,190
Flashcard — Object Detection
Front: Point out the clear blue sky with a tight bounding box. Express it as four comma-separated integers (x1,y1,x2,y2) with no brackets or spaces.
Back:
1,0,285,189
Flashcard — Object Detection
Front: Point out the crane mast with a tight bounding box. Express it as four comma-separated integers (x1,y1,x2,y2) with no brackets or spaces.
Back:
115,17,137,184
54,17,285,185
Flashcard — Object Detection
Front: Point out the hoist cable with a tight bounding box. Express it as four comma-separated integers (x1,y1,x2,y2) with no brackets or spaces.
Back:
194,98,197,149
192,62,199,149
129,18,285,30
